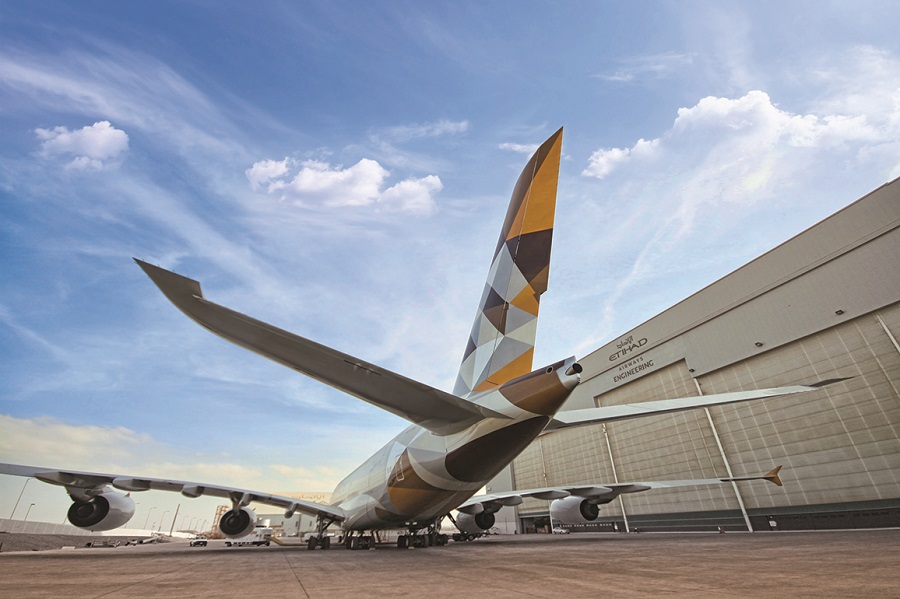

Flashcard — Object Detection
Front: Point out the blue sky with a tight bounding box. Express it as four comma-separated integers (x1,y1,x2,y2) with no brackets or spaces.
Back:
2,1,899,529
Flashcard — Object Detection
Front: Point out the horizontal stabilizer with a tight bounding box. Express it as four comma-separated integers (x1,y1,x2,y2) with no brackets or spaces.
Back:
458,465,788,513
544,379,850,432
725,465,783,487
807,377,853,388
135,260,506,435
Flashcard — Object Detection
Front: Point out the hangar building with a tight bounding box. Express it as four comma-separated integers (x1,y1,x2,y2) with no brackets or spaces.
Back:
490,177,900,533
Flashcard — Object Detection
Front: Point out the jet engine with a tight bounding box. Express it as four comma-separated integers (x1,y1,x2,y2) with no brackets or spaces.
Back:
456,511,496,534
67,491,136,532
550,496,600,524
218,506,257,538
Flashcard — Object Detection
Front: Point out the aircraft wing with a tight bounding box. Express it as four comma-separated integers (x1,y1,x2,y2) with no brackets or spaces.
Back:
544,379,850,432
134,260,507,436
0,462,345,521
457,466,783,514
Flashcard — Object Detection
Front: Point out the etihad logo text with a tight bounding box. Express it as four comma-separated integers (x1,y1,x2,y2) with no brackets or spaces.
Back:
608,335,648,361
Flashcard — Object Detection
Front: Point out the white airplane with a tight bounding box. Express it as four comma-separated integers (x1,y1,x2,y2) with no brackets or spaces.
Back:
0,129,845,549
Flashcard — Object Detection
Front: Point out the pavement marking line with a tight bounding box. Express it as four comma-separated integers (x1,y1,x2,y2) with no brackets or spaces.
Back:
281,551,312,598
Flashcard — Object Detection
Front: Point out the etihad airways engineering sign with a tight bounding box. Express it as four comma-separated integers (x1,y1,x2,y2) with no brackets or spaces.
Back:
609,335,653,384
608,335,648,361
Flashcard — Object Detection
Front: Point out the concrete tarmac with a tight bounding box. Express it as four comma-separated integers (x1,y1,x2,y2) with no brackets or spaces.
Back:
1,529,897,598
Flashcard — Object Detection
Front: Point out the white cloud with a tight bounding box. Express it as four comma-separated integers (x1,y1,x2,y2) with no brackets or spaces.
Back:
498,142,539,154
35,120,129,170
279,159,388,206
809,46,900,121
0,414,350,525
2,48,248,164
380,175,443,214
0,414,345,491
583,138,659,179
382,119,469,142
596,52,696,82
360,119,469,172
245,158,290,191
583,88,897,191
0,415,154,467
246,157,442,215
671,91,880,148
568,50,900,358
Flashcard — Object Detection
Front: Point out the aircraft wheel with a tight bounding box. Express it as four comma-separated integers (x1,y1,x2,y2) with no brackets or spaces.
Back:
397,535,408,549
322,536,331,550
307,537,317,550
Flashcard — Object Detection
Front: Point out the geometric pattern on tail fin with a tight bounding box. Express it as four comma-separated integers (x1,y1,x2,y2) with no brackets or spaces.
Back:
453,128,564,397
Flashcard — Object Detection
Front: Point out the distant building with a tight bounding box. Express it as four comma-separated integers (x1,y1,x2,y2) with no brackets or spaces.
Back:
492,177,900,533
255,492,332,537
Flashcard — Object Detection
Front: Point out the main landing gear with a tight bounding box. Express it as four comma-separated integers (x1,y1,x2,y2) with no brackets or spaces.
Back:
396,519,449,549
344,532,376,550
307,514,337,550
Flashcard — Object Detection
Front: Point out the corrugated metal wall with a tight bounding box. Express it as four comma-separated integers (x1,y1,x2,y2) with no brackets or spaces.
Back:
508,179,900,527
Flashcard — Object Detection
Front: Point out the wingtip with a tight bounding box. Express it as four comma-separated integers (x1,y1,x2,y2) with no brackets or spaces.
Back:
133,257,155,275
133,258,204,304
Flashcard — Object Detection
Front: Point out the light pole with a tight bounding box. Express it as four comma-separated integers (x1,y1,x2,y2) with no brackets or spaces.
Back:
9,479,31,519
144,507,156,530
158,511,169,532
24,503,36,522
168,504,180,536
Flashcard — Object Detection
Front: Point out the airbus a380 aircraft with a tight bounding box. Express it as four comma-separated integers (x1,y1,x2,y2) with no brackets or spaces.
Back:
1,129,844,550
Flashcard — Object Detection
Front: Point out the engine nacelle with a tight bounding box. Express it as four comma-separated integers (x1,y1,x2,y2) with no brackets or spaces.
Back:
218,506,257,539
67,491,136,532
456,511,495,534
550,496,600,524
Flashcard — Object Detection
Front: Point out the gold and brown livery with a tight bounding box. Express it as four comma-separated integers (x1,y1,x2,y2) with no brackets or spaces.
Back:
454,128,564,396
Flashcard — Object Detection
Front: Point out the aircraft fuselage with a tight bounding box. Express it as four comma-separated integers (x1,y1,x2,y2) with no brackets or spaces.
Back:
330,357,581,530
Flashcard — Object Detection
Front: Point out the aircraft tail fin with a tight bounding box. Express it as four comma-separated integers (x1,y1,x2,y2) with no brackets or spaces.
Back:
453,128,563,397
